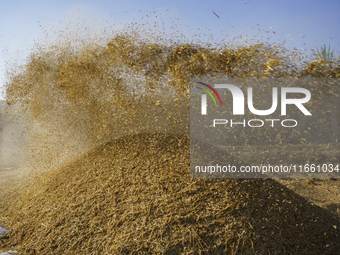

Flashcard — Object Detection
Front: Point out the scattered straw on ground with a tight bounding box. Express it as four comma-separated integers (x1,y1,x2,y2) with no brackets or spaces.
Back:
1,133,339,254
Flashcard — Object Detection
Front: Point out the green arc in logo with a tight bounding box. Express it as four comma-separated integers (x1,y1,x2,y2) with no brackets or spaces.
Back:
196,87,218,106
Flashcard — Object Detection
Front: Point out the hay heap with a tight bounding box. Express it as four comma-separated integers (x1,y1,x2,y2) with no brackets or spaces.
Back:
1,133,339,254
1,22,340,254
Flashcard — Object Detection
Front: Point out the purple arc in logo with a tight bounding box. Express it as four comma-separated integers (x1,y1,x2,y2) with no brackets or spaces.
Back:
196,82,222,106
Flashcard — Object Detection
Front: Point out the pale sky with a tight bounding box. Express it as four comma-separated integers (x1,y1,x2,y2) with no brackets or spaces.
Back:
1,0,339,100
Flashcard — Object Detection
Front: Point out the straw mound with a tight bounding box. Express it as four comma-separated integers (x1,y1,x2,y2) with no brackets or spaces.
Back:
1,133,339,254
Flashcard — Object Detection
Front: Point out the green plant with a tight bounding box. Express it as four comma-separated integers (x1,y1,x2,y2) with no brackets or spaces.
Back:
313,44,334,62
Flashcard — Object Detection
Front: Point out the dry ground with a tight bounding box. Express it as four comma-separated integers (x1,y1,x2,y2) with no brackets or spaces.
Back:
276,178,340,216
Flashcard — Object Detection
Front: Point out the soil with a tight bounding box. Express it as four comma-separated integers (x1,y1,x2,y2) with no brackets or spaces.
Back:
276,178,340,216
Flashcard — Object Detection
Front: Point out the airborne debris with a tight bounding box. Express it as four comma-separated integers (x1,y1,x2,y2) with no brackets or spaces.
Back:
0,16,339,254
212,10,220,18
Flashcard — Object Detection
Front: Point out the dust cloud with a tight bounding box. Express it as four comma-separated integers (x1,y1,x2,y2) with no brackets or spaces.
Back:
0,101,29,168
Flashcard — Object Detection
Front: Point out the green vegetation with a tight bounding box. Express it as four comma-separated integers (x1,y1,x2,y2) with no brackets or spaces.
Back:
313,44,335,62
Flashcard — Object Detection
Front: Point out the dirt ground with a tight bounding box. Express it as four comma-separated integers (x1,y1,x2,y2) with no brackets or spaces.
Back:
276,178,340,216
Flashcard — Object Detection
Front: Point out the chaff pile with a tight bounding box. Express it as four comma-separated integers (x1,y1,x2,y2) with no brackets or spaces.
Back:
0,133,339,254
0,24,339,254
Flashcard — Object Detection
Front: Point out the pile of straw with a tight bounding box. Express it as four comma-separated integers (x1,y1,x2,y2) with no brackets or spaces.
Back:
1,133,339,254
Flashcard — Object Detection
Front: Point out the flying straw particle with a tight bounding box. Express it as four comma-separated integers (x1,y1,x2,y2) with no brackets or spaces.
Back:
212,11,220,18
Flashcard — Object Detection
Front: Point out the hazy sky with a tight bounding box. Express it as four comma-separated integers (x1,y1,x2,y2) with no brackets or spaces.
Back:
1,0,339,100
